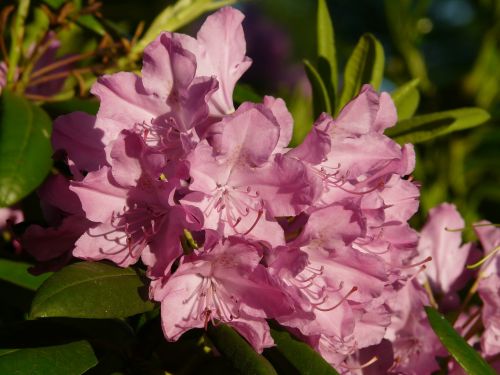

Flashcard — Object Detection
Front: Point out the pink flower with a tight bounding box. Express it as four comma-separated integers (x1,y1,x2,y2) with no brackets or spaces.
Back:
0,207,23,229
181,102,312,247
52,112,107,174
69,131,197,272
385,279,444,374
0,207,23,252
288,85,415,207
89,7,250,161
417,203,472,295
180,7,252,116
475,222,500,357
151,236,292,352
267,203,396,366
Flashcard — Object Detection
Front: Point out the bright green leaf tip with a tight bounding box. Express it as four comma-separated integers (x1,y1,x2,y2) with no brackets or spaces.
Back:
425,307,496,375
386,107,490,144
317,0,338,110
337,33,384,114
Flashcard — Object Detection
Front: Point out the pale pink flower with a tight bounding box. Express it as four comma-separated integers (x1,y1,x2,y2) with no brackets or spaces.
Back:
417,203,472,294
181,102,312,247
0,207,23,229
69,131,197,271
385,279,444,374
476,222,500,357
151,236,293,352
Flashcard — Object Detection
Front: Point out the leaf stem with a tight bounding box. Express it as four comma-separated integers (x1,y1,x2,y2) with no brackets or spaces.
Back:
7,0,30,84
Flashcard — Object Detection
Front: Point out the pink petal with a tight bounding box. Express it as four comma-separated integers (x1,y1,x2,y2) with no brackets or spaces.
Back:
70,167,126,223
417,203,470,294
218,103,280,167
74,221,140,267
228,317,274,353
195,7,252,115
287,114,331,165
92,72,168,138
23,215,89,262
52,112,106,172
263,96,293,151
141,32,196,99
335,84,396,135
109,131,144,188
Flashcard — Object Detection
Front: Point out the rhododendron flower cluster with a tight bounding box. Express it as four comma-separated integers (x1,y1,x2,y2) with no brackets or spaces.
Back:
355,202,500,374
24,7,426,370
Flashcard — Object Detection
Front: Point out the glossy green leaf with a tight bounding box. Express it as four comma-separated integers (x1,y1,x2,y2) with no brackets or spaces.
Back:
0,259,51,291
391,79,420,120
338,33,384,113
30,262,155,319
0,90,52,207
425,307,496,375
129,0,235,61
386,108,490,144
0,340,97,375
270,327,339,375
207,325,277,375
304,59,332,118
317,0,337,109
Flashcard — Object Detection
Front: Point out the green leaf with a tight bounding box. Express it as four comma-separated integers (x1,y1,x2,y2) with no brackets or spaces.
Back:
23,8,50,57
338,33,384,113
0,340,97,375
425,307,496,375
391,78,420,120
233,84,262,104
43,98,100,117
30,262,155,319
0,259,51,291
385,108,490,144
129,0,235,61
304,59,332,118
207,325,277,375
270,327,339,375
0,91,53,207
76,14,106,36
7,0,30,84
317,0,338,109
289,86,313,147
42,0,79,8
